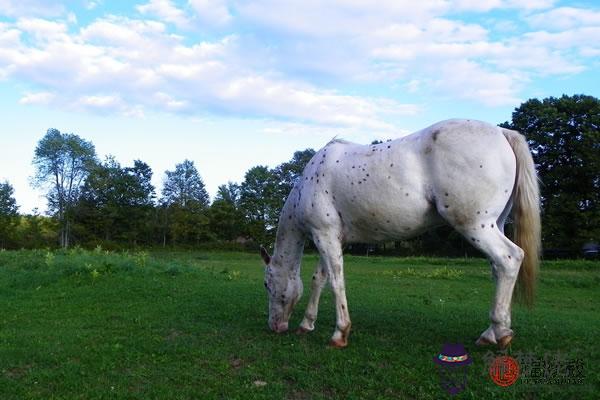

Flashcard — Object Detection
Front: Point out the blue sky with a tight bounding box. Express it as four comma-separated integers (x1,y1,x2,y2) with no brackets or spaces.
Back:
1,0,599,213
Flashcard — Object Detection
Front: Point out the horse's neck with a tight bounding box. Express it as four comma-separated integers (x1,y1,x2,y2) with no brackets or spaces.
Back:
271,217,305,274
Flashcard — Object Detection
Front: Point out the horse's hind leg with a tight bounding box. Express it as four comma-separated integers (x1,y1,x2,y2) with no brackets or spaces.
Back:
459,225,524,348
298,259,328,333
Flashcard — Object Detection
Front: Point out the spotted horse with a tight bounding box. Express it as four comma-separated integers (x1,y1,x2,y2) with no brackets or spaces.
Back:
261,119,541,349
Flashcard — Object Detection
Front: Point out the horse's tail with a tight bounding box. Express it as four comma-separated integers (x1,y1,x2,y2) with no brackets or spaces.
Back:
502,128,541,307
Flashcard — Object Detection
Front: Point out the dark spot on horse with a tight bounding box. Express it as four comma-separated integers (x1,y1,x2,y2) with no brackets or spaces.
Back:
366,173,370,177
508,255,512,259
322,173,325,177
390,163,394,167
477,211,481,214
341,304,345,310
351,182,354,185
358,181,362,184
424,146,432,154
485,210,488,214
312,275,316,280
336,160,339,163
505,189,508,193
311,203,314,207
471,237,476,242
289,215,292,220
317,179,319,183
445,192,449,196
388,176,391,179
480,165,483,168
406,193,409,196
491,224,494,228
311,162,314,165
481,224,485,228
432,130,440,141
305,177,308,180
352,165,355,168
363,178,366,182
387,145,391,148
310,177,313,180
325,190,329,194
333,195,336,200
326,213,330,217
444,205,449,208
386,220,390,223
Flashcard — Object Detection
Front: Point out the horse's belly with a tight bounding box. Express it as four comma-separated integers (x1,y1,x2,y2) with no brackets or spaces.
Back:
335,187,445,244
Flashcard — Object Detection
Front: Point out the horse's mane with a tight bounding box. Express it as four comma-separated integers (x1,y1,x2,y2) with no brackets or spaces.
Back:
326,137,354,146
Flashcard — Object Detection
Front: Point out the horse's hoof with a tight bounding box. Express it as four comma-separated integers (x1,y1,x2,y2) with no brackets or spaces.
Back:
296,326,311,335
329,338,348,348
498,335,513,349
475,337,494,346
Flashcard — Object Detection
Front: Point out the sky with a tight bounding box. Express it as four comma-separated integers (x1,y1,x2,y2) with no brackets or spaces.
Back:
0,0,599,213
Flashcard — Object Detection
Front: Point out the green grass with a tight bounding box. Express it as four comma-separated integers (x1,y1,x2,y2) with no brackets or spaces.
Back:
0,249,598,399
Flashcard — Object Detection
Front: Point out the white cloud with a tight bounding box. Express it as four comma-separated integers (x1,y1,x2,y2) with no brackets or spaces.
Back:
19,91,55,105
1,0,597,125
0,15,415,129
433,60,522,106
67,12,77,25
85,1,102,10
0,0,64,18
527,7,600,31
137,0,191,29
188,0,232,25
16,18,67,41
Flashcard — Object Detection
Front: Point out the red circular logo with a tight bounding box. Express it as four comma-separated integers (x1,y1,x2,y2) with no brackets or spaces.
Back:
489,356,520,387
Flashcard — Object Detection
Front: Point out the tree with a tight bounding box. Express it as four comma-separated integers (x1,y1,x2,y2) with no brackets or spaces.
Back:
161,160,210,245
209,182,244,241
32,129,97,248
501,94,600,252
0,181,19,248
162,160,209,208
239,166,280,243
75,157,155,246
214,182,240,205
272,148,315,203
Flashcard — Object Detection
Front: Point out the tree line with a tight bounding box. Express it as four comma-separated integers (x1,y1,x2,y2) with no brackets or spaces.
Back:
0,94,598,256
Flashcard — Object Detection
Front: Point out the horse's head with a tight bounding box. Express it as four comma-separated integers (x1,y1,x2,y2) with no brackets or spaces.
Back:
261,246,303,333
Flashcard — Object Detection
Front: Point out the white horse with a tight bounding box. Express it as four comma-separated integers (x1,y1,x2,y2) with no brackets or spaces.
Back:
261,119,540,348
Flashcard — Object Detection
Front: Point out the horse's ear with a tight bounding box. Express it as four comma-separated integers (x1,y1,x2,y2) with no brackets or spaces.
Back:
260,246,271,265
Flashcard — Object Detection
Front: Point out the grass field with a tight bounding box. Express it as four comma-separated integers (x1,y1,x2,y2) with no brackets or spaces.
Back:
0,249,598,399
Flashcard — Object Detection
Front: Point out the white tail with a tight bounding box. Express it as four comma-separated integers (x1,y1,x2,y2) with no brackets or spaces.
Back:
502,128,541,306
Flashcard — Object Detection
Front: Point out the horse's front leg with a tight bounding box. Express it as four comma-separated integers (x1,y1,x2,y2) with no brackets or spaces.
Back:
313,232,351,348
298,259,328,333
